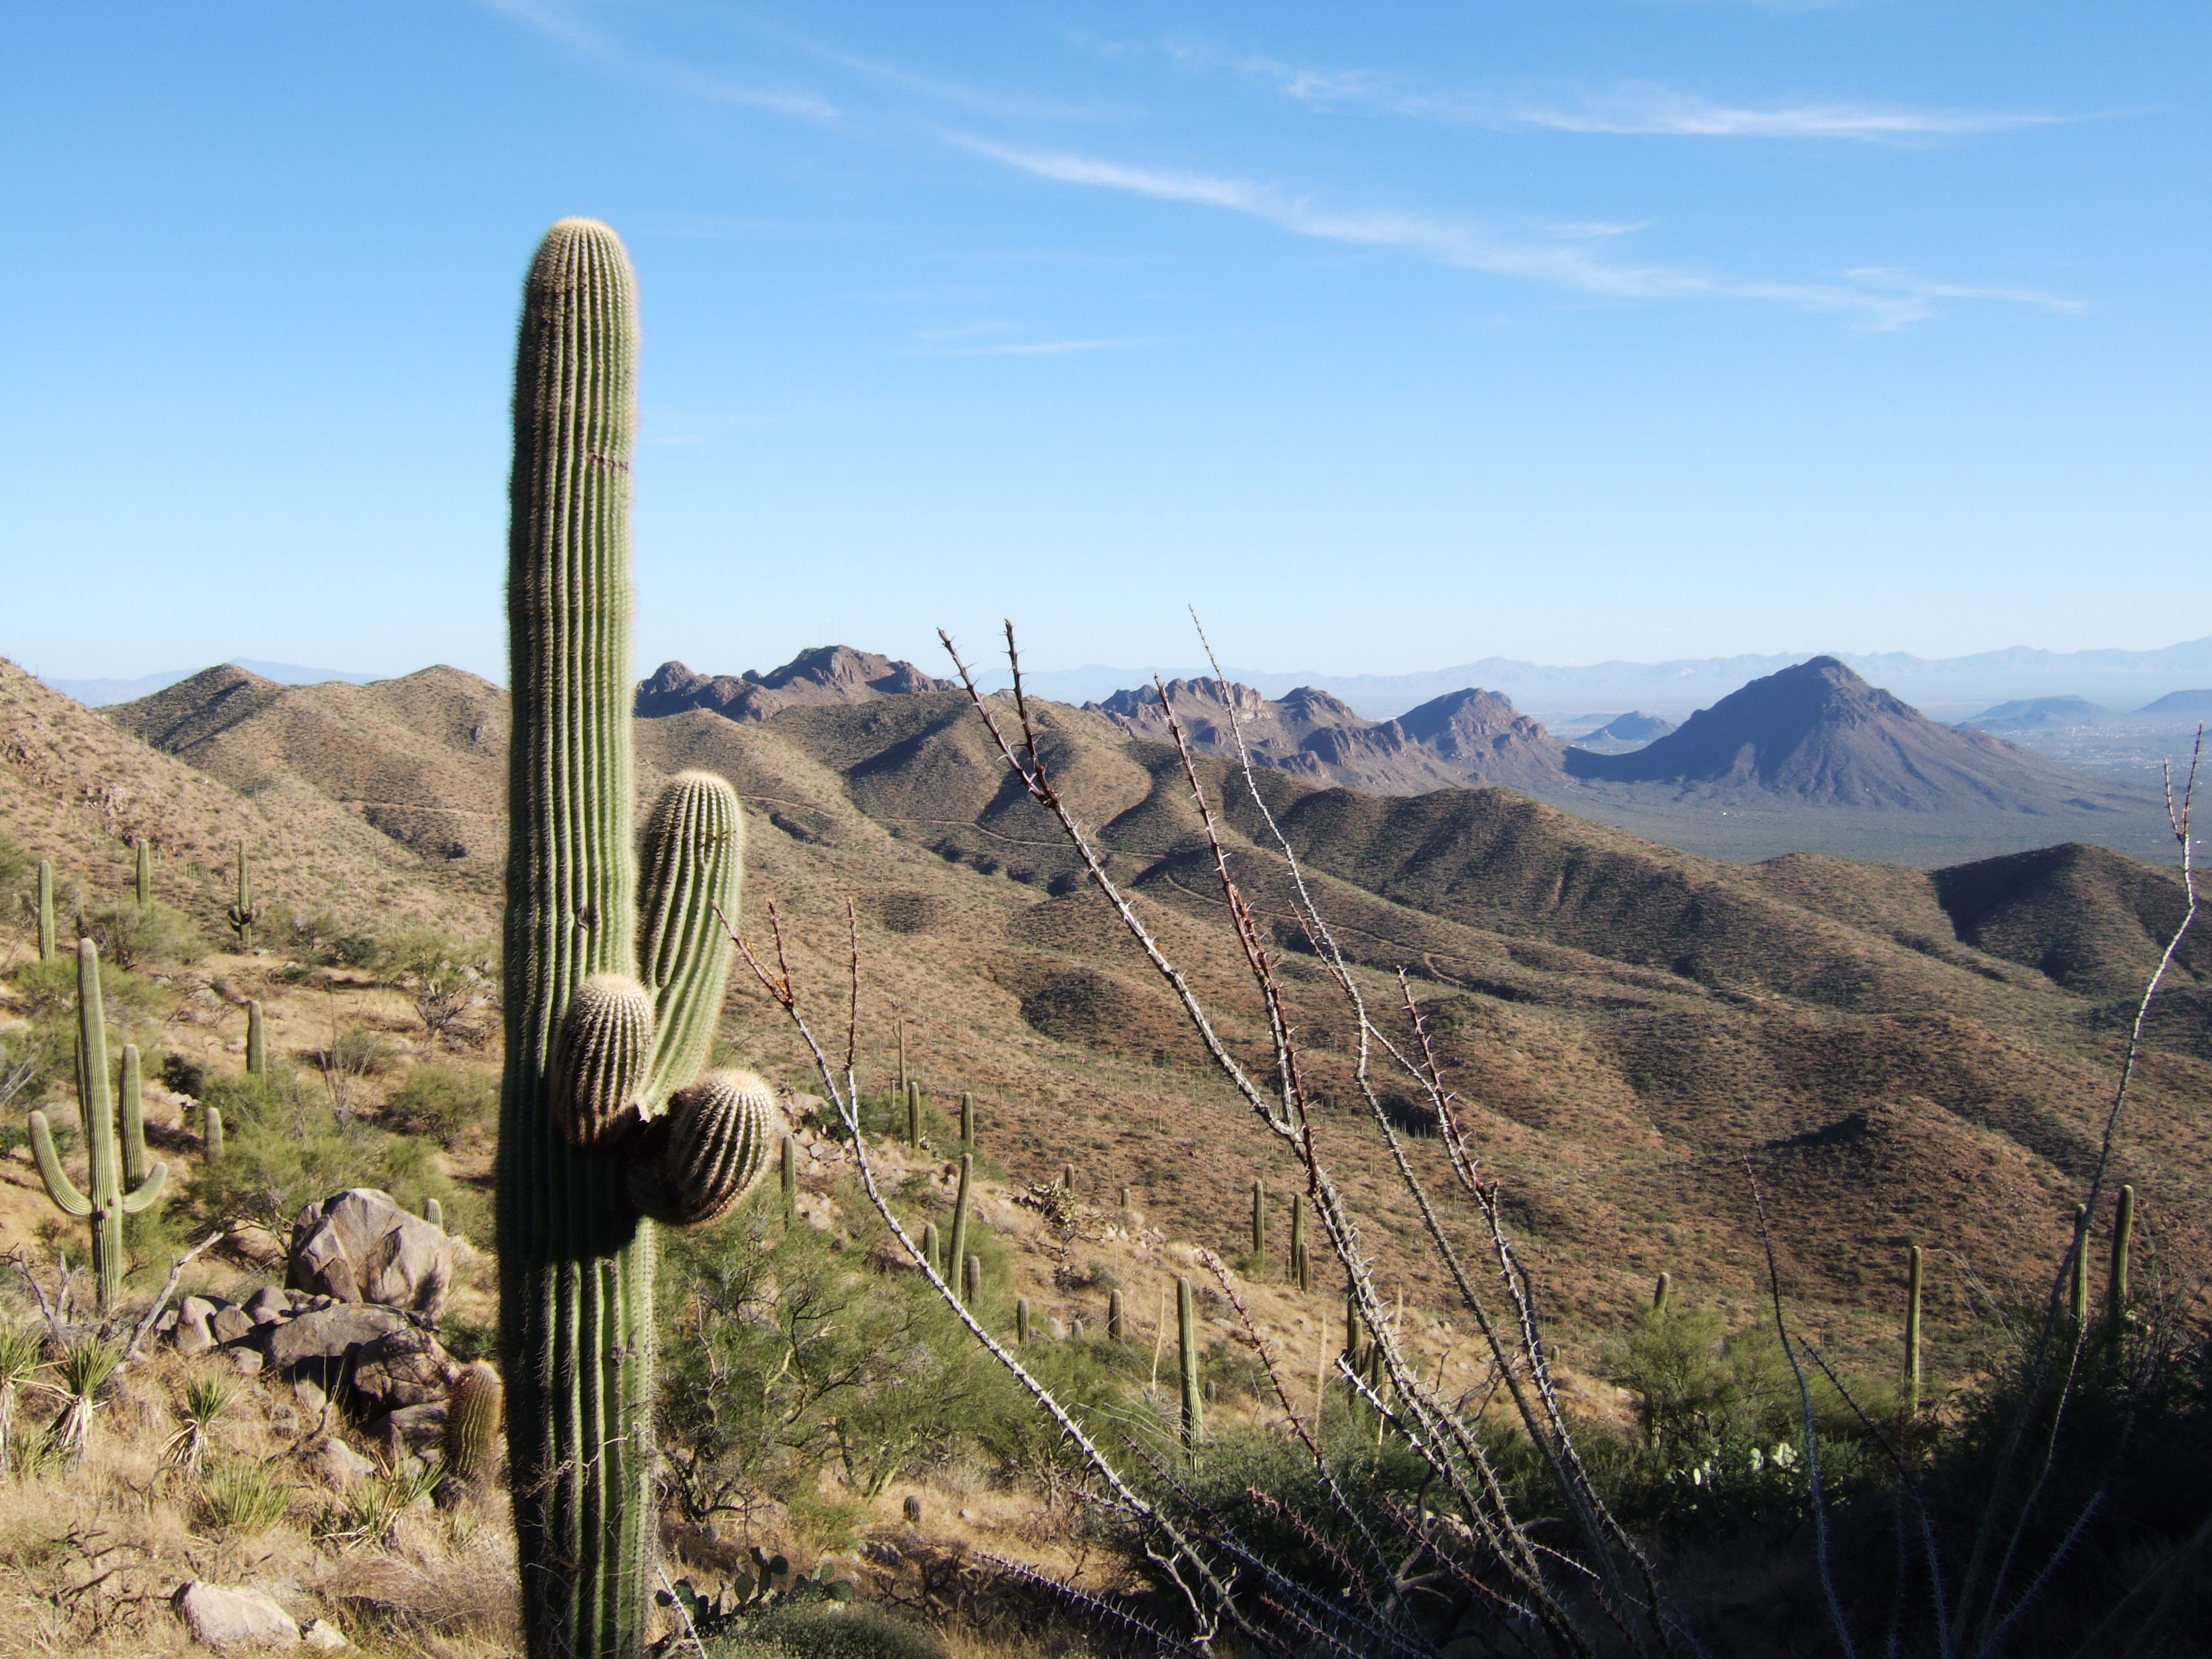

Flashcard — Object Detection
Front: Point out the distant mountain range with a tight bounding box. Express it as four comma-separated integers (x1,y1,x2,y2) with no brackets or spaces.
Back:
43,660,377,706
1001,635,2212,720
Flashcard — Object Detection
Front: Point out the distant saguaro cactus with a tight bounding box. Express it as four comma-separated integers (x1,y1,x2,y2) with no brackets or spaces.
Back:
37,859,55,962
424,1197,445,1229
921,1222,941,1274
1291,1200,1309,1292
445,1361,504,1486
245,1000,266,1078
906,1080,921,1149
134,839,152,909
225,843,256,949
781,1136,797,1223
29,941,168,1311
1108,1286,1125,1341
496,217,767,1659
203,1104,223,1161
1653,1272,1671,1316
1062,1161,1074,1194
2109,1184,2135,1320
959,1090,974,1146
948,1153,972,1303
1177,1277,1202,1450
1250,1177,1266,1262
2068,1202,2091,1324
1015,1296,1031,1344
964,1254,983,1305
1904,1246,1922,1420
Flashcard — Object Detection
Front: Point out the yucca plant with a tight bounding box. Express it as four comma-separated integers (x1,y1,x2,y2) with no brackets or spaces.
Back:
164,1372,240,1473
199,1456,290,1537
0,1325,41,1470
45,1335,122,1466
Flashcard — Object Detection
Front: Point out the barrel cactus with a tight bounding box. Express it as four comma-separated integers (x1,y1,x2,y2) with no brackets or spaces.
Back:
445,1360,505,1487
29,941,167,1311
496,217,770,1659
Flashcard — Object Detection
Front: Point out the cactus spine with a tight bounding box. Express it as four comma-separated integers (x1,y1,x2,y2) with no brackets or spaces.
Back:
134,839,152,909
959,1091,974,1146
29,941,168,1311
1108,1286,1125,1341
226,843,256,949
1904,1246,1922,1420
445,1361,504,1486
948,1153,972,1303
1177,1276,1202,1450
496,218,762,1659
1250,1177,1266,1261
781,1136,797,1222
37,859,55,962
1653,1272,1671,1316
245,1000,266,1078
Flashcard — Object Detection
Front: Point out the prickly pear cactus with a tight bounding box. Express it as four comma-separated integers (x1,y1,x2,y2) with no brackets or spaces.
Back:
496,217,770,1659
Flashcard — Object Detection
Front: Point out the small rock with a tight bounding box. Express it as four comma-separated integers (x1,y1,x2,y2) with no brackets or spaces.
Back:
312,1437,377,1487
301,1619,347,1651
228,1349,264,1376
155,1308,180,1333
366,1402,447,1462
172,1581,299,1647
176,1312,214,1358
863,1539,903,1568
294,1376,328,1416
245,1288,290,1325
212,1306,253,1344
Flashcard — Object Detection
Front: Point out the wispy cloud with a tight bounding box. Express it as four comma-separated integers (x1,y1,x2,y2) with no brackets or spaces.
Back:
956,137,2080,328
479,0,837,121
1222,54,2070,143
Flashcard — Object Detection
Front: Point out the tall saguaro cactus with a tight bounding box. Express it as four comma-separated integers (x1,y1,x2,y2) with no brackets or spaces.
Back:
37,860,55,962
1904,1245,1922,1421
226,843,257,949
29,941,167,1311
1177,1276,1202,1451
497,218,767,1659
134,840,153,909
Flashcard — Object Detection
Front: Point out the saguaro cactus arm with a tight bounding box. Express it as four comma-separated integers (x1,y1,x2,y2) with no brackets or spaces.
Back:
27,1113,92,1217
635,772,743,1111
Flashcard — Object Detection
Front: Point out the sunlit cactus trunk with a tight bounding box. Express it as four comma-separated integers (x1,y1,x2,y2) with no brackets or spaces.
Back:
497,218,763,1659
37,860,55,962
1904,1244,1922,1420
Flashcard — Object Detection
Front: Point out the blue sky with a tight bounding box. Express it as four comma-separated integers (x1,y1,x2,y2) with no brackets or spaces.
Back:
2,2,2205,687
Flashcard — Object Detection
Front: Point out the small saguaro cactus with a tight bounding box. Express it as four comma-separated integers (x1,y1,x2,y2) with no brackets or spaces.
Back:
226,843,256,950
2109,1184,2135,1321
959,1091,974,1146
134,839,153,909
896,1018,908,1095
781,1136,798,1222
1108,1286,1125,1341
1061,1161,1074,1194
1177,1276,1202,1450
948,1153,973,1302
29,941,169,1312
424,1197,445,1229
2068,1203,2091,1325
203,1104,224,1161
964,1254,983,1305
1904,1246,1922,1420
496,218,770,1659
1250,1177,1266,1262
37,859,55,962
1653,1272,1672,1316
921,1223,941,1274
1289,1200,1308,1292
903,1494,922,1526
1118,1184,1131,1210
1345,1289,1365,1369
245,1000,267,1078
1015,1297,1032,1344
445,1360,505,1487
906,1080,922,1149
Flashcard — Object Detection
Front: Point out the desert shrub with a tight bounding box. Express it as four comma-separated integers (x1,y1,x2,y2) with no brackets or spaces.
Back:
386,927,493,1042
187,1066,456,1237
385,1064,496,1149
7,955,164,1022
85,899,205,969
281,912,385,968
704,1602,947,1659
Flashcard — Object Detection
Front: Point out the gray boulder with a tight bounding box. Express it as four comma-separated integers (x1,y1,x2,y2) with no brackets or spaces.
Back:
263,1303,412,1405
287,1189,454,1320
171,1581,299,1647
347,1324,454,1417
365,1401,447,1462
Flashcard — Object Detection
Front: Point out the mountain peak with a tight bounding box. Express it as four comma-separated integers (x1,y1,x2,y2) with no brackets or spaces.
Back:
637,645,953,722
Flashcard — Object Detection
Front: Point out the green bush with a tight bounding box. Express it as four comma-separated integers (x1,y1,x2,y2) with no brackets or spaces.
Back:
85,899,206,969
187,1066,456,1238
703,1602,946,1659
384,1064,496,1149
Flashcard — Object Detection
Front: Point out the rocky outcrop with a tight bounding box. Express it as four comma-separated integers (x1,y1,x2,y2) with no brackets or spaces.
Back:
171,1581,299,1648
287,1188,454,1319
637,646,953,723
